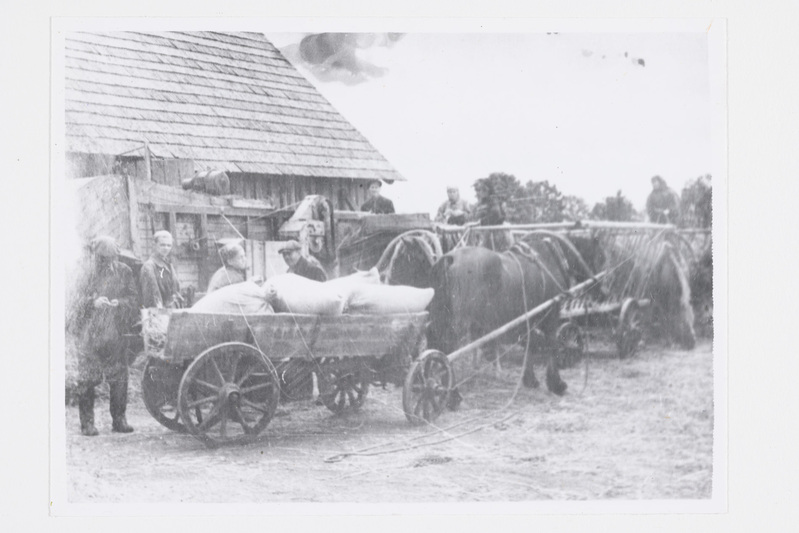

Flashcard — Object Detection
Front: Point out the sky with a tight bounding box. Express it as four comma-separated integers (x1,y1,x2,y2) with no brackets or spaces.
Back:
267,32,712,217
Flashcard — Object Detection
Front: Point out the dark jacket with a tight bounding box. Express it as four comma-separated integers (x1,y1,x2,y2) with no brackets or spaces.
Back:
360,196,395,214
140,255,181,308
471,196,506,226
288,256,328,282
69,260,138,351
646,188,681,224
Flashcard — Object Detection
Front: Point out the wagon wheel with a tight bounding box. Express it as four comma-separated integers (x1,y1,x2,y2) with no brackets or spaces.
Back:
556,322,585,369
177,342,280,448
616,299,644,359
318,368,370,414
141,357,187,433
403,350,453,425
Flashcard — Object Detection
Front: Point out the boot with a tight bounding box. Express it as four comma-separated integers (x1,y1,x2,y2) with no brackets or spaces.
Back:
78,386,99,437
110,380,133,433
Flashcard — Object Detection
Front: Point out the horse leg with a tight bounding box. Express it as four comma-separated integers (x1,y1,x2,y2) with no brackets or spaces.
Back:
542,310,568,395
521,319,540,389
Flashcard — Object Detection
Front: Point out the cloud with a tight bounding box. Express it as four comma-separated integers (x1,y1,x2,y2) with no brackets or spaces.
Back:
279,33,404,85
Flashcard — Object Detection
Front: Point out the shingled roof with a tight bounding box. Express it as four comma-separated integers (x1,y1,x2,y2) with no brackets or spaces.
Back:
65,31,404,181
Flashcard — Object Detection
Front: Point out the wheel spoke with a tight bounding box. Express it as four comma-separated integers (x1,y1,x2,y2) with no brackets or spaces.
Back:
346,388,356,406
413,396,424,417
236,366,256,386
197,403,222,431
229,352,240,382
187,396,216,409
241,398,269,414
233,404,256,433
219,406,228,438
210,357,226,384
193,379,220,393
240,382,273,395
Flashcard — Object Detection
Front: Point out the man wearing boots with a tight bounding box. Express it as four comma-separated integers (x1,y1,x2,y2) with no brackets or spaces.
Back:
71,236,138,436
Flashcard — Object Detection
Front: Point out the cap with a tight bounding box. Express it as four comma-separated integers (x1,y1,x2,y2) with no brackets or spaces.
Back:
278,240,301,254
90,236,120,258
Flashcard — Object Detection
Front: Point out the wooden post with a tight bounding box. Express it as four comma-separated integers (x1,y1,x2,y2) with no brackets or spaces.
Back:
143,141,153,182
198,213,209,290
126,176,142,258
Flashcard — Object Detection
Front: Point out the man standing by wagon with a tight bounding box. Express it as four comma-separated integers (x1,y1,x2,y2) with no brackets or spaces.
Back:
360,179,395,214
69,236,138,436
140,230,183,308
278,240,328,282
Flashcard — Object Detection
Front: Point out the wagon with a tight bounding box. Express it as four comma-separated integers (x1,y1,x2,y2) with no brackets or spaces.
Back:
139,309,448,447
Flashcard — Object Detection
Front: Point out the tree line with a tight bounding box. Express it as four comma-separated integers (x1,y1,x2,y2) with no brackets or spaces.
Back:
479,172,712,228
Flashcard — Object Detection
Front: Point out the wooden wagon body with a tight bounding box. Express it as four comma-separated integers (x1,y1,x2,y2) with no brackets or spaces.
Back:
141,309,432,447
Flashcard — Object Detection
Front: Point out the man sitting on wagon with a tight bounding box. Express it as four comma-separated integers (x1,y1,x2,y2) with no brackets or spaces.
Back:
68,236,138,436
646,175,682,225
207,242,248,293
435,185,472,225
279,240,328,282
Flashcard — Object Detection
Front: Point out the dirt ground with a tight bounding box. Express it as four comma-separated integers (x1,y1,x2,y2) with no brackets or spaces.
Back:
65,340,713,503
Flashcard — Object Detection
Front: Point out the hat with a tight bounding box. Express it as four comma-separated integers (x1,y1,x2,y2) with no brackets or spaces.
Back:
278,240,301,254
90,236,120,258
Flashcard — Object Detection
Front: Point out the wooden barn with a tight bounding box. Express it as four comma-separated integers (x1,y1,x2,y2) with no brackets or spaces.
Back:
65,31,410,295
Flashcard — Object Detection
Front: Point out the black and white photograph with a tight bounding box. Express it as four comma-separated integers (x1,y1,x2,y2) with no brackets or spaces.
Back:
49,18,725,513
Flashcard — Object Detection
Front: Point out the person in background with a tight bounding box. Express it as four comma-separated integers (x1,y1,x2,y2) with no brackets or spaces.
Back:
207,242,248,293
435,186,472,225
646,175,682,225
278,240,327,282
69,236,138,436
469,179,506,226
140,230,183,308
360,179,395,214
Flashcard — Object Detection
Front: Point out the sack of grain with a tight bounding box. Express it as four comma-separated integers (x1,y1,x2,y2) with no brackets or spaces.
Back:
189,282,273,314
346,284,434,315
264,274,346,316
324,267,381,289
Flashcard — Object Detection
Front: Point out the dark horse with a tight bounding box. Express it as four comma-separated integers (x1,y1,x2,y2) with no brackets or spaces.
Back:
426,234,599,394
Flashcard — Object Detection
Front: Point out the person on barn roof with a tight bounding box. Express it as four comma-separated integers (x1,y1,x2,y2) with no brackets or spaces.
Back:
360,179,395,214
279,240,328,282
68,236,138,436
140,230,183,309
435,186,472,225
207,242,248,293
646,175,682,225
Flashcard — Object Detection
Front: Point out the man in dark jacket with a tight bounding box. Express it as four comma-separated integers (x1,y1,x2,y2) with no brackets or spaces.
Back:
279,240,327,282
140,230,182,308
646,175,682,225
360,180,395,214
69,236,138,436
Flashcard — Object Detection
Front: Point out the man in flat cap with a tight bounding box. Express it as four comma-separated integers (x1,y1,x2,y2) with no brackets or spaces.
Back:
279,240,327,282
68,236,138,436
360,180,395,214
